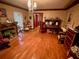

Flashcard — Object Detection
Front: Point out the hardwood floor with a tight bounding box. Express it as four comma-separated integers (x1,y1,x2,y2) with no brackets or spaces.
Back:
0,29,67,59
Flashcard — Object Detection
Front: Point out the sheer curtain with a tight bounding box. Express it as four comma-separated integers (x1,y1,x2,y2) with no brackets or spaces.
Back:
13,11,24,31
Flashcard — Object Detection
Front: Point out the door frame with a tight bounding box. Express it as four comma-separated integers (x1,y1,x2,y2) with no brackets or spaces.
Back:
33,13,43,28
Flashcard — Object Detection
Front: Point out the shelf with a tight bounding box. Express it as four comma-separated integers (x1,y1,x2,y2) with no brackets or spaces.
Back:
0,23,17,38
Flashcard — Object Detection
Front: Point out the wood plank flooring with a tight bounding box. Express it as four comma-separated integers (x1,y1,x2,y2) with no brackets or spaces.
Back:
0,29,67,59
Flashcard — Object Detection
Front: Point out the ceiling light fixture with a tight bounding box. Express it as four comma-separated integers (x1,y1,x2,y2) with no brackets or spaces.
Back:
33,1,37,9
27,0,37,11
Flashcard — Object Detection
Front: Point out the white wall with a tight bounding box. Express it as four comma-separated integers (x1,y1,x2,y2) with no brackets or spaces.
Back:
2,3,79,29
67,4,79,29
0,3,28,22
35,10,67,27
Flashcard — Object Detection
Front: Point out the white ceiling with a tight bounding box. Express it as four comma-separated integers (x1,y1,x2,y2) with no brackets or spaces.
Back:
0,0,75,9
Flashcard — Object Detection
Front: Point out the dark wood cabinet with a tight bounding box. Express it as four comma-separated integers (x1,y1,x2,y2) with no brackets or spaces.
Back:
64,28,79,58
64,28,76,52
45,19,61,34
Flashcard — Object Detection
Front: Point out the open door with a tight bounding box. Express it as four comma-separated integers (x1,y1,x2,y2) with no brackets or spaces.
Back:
33,13,43,28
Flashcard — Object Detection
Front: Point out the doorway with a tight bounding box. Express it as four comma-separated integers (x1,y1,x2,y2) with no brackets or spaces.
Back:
33,13,43,28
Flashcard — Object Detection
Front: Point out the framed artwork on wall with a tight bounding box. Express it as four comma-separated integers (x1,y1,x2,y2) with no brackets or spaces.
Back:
0,8,6,17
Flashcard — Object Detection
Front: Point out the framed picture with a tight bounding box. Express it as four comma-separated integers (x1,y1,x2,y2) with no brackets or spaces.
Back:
0,8,6,17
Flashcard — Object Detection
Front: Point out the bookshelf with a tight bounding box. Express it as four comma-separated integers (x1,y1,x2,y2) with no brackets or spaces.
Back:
64,28,76,56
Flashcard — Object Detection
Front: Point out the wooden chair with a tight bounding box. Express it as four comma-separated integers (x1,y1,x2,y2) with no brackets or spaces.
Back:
40,22,46,33
58,28,66,44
